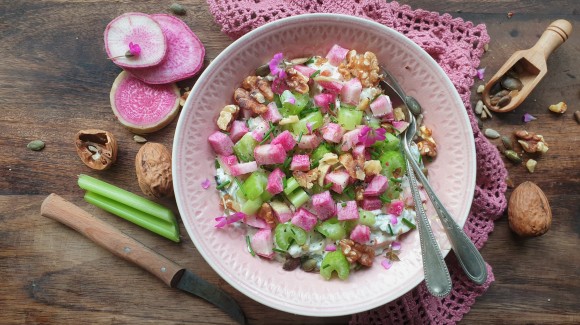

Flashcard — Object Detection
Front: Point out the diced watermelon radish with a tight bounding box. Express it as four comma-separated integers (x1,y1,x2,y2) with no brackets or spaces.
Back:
249,117,269,142
325,44,349,66
208,131,234,156
388,200,405,216
364,174,389,196
361,198,382,210
313,93,336,113
370,95,394,118
311,191,336,221
321,123,344,143
266,168,285,195
104,13,167,69
340,128,361,151
270,200,293,223
251,229,274,259
254,144,286,165
313,76,344,94
392,120,410,133
217,155,238,174
262,102,282,123
337,201,359,221
123,14,205,84
350,224,371,244
110,71,180,134
325,169,350,194
290,155,310,171
341,78,362,106
244,214,269,229
293,65,317,77
291,208,318,232
271,130,296,151
352,144,367,160
229,161,258,176
229,120,249,143
296,134,321,149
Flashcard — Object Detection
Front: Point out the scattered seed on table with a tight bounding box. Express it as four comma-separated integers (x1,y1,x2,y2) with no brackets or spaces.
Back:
484,128,500,139
526,159,537,173
504,150,522,164
133,135,147,143
501,136,513,150
482,104,493,118
27,140,45,151
169,3,186,15
477,85,485,93
475,100,484,115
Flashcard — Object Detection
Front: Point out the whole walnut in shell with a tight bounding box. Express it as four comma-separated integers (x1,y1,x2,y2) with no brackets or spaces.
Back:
135,142,173,199
508,181,552,237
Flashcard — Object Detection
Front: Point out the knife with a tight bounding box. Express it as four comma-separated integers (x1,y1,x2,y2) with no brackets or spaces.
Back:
40,193,246,325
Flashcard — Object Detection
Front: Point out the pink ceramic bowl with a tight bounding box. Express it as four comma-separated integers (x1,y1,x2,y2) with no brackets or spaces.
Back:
173,14,476,316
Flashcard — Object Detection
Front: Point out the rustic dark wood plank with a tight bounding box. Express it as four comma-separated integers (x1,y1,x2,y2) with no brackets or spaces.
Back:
1,1,579,324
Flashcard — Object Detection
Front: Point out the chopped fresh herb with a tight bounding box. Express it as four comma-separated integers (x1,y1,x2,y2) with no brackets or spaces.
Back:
290,228,296,235
310,70,321,78
388,224,394,236
214,159,220,169
297,131,304,143
283,156,292,170
246,235,256,257
216,180,231,190
329,102,336,111
341,202,347,207
344,186,355,199
234,178,246,196
304,56,316,65
259,125,276,144
324,183,333,190
370,150,380,160
402,218,416,229
322,264,330,269
390,177,403,183
379,193,391,203
273,247,287,254
282,177,288,189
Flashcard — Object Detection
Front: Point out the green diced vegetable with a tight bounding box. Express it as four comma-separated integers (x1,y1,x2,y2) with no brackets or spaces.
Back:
320,251,350,280
233,132,258,162
373,133,400,152
260,190,273,202
241,198,263,215
316,218,346,240
358,209,376,226
287,188,309,208
379,150,406,178
311,143,333,163
274,222,307,250
280,90,310,116
241,171,268,200
284,177,299,195
292,111,323,135
337,107,363,130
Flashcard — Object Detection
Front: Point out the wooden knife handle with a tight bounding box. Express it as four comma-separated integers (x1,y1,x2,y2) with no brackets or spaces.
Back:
40,193,184,287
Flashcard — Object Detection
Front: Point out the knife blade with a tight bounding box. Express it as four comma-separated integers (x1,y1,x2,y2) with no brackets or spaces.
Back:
40,193,246,325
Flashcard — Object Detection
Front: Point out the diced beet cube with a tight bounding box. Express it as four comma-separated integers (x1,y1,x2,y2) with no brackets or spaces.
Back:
321,123,344,143
229,161,258,176
262,102,282,124
266,168,285,195
270,200,292,223
311,191,336,221
254,144,287,165
326,44,349,66
364,174,389,196
361,197,383,210
271,130,296,151
314,93,335,113
352,144,367,160
392,120,410,133
290,154,310,171
244,214,269,229
313,76,343,94
341,128,361,151
341,78,362,106
297,134,321,149
291,208,318,232
350,224,370,244
370,95,393,118
217,155,238,174
388,200,405,216
293,65,317,77
252,229,274,259
250,117,269,142
325,169,350,194
337,200,359,221
229,120,249,143
208,131,234,156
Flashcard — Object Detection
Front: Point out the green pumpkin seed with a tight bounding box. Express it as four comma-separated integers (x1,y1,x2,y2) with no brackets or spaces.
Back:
300,258,318,272
27,140,45,151
504,150,522,164
484,128,500,139
501,136,513,150
497,95,512,108
406,96,422,115
501,76,523,91
169,3,186,15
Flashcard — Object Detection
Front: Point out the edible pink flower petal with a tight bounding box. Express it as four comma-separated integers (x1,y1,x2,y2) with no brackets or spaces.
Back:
390,214,398,225
306,122,313,134
128,42,141,56
269,52,286,78
214,212,246,228
523,113,537,123
358,126,387,147
214,216,228,228
381,259,393,270
476,67,485,80
391,241,402,251
201,178,211,189
285,97,296,105
325,244,337,251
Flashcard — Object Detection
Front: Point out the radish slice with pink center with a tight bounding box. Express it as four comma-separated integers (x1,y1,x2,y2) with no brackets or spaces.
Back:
125,14,205,84
105,12,167,69
110,71,180,134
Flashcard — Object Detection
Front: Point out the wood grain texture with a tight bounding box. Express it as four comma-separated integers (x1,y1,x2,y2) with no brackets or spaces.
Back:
0,1,578,324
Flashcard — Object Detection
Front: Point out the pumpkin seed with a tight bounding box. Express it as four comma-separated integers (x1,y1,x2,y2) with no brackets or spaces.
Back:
27,140,45,151
498,95,512,108
504,150,522,164
490,82,502,95
300,258,318,272
133,135,147,143
501,76,523,91
283,257,301,271
496,89,510,97
475,100,484,115
501,136,513,150
484,128,500,139
406,96,422,115
255,64,270,77
476,85,485,93
169,3,186,15
490,96,500,106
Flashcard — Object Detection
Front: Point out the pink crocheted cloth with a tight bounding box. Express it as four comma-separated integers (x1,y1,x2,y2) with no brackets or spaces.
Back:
206,1,508,324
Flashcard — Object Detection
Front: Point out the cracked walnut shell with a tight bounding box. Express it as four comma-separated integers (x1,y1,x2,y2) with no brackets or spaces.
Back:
75,129,118,170
135,142,173,199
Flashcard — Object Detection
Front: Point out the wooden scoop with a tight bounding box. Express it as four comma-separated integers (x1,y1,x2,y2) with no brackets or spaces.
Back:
483,19,573,113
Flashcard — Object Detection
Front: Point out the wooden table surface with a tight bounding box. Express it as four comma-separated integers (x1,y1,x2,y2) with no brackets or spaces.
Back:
1,1,579,324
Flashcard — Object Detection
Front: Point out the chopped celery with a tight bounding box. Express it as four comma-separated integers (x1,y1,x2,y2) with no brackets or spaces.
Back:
260,190,273,202
320,251,350,280
337,107,363,130
292,111,323,135
233,132,258,162
311,143,333,163
373,133,400,152
241,198,263,215
280,90,309,116
274,222,307,250
341,220,358,233
379,150,406,178
241,171,268,200
316,218,346,240
283,177,299,195
287,188,309,208
358,209,376,226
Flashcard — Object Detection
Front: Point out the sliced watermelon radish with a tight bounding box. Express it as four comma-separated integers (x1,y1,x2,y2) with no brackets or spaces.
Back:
110,71,180,134
124,14,205,84
105,13,167,69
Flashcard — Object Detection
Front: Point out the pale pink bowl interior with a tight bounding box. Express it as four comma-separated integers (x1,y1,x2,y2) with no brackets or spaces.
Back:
173,14,476,317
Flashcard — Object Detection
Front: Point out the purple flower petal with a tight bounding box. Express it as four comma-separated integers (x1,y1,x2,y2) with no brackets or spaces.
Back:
391,241,402,251
523,113,537,123
269,52,286,78
306,122,313,134
389,214,398,225
214,216,228,228
128,42,141,56
201,178,211,189
325,244,337,251
229,212,246,223
381,259,392,270
476,67,486,80
285,97,296,105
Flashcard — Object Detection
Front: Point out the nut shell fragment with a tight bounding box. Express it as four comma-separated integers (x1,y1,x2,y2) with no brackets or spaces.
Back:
75,129,118,170
135,142,173,198
508,181,552,237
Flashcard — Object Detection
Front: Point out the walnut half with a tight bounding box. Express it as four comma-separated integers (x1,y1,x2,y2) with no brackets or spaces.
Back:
339,239,375,267
75,129,118,170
